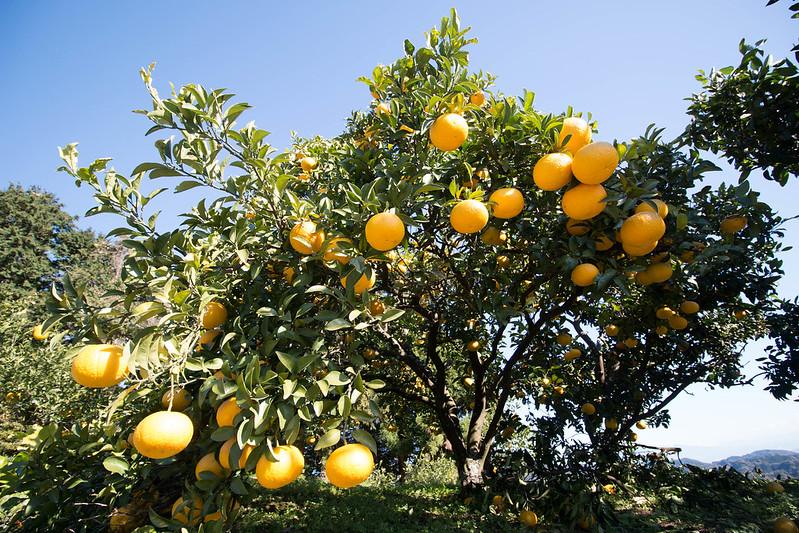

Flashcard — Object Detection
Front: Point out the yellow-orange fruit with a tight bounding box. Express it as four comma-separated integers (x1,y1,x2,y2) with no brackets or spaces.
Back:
71,344,128,388
533,152,573,191
450,199,489,234
559,117,592,155
489,188,525,219
325,443,375,488
255,445,305,489
132,411,193,459
430,113,469,151
561,184,607,220
571,141,619,185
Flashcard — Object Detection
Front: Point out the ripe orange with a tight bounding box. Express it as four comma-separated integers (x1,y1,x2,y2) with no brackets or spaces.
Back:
577,515,596,530
571,141,619,184
197,328,221,350
582,403,596,415
365,212,405,251
533,152,573,191
625,338,639,348
300,157,317,172
565,348,582,361
450,199,489,234
635,199,669,219
620,212,666,247
71,344,128,388
255,445,305,489
561,184,607,220
32,324,48,341
571,263,599,286
325,443,375,488
376,102,390,115
556,333,572,346
646,262,673,283
605,418,618,430
289,221,324,254
669,315,688,330
680,301,700,314
492,494,506,511
470,91,486,106
560,117,592,155
624,240,658,257
566,218,590,236
132,411,193,459
219,437,255,470
216,397,242,427
734,309,748,319
204,500,240,524
161,388,192,411
520,509,538,527
430,113,469,151
636,420,648,429
341,270,377,295
481,227,507,246
323,237,353,264
656,307,675,320
195,453,225,481
171,496,203,526
369,300,386,315
595,234,614,251
721,215,748,233
489,188,524,218
635,270,653,285
655,325,668,336
201,301,228,329
774,517,799,533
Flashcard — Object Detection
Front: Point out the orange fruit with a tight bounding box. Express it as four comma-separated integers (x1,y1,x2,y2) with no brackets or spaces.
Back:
559,117,592,155
605,325,619,336
556,333,572,346
369,300,386,315
680,301,700,314
656,325,668,336
620,212,666,247
572,141,619,184
595,234,614,251
32,324,48,341
566,218,590,236
195,453,225,481
132,411,193,459
565,348,582,361
204,500,240,524
734,309,748,319
470,91,486,106
289,221,324,254
300,157,317,172
201,301,227,329
624,240,658,257
161,388,192,411
365,212,405,251
283,266,295,284
197,328,221,350
466,340,481,352
669,315,688,330
520,509,538,527
430,113,468,151
561,184,607,220
492,494,506,511
774,517,799,533
171,496,203,526
216,397,242,427
71,344,128,388
656,307,676,320
341,269,377,295
481,227,507,246
646,262,673,283
636,199,669,218
325,443,375,488
450,199,489,234
605,418,618,430
635,270,653,285
218,438,255,470
571,263,599,286
489,188,524,219
625,338,639,348
255,445,305,489
581,403,596,415
376,102,390,115
721,215,747,233
533,152,573,191
323,237,353,264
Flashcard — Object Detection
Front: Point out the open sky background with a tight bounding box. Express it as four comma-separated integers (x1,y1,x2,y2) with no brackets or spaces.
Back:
1,1,797,462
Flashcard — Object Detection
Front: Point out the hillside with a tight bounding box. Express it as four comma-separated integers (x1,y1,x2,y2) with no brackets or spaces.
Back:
682,449,799,478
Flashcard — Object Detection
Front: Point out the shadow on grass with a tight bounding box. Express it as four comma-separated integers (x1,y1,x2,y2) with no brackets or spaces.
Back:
233,476,517,533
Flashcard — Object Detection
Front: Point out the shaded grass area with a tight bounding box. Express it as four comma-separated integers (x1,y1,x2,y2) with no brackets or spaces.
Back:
234,477,517,533
233,471,799,533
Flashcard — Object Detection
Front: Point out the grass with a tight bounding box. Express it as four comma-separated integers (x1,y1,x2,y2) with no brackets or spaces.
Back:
232,469,799,533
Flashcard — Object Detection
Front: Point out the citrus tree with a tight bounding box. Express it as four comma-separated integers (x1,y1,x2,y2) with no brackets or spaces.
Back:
2,9,793,531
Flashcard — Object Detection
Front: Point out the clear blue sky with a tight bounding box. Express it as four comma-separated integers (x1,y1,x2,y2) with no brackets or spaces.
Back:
1,1,797,462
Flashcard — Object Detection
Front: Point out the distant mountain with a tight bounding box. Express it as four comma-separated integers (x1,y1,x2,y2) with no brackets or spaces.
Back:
681,449,799,478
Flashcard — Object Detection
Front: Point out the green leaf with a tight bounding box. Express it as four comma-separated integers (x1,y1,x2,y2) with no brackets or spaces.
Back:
351,429,377,455
102,456,129,474
379,308,405,323
325,318,351,331
314,428,341,450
